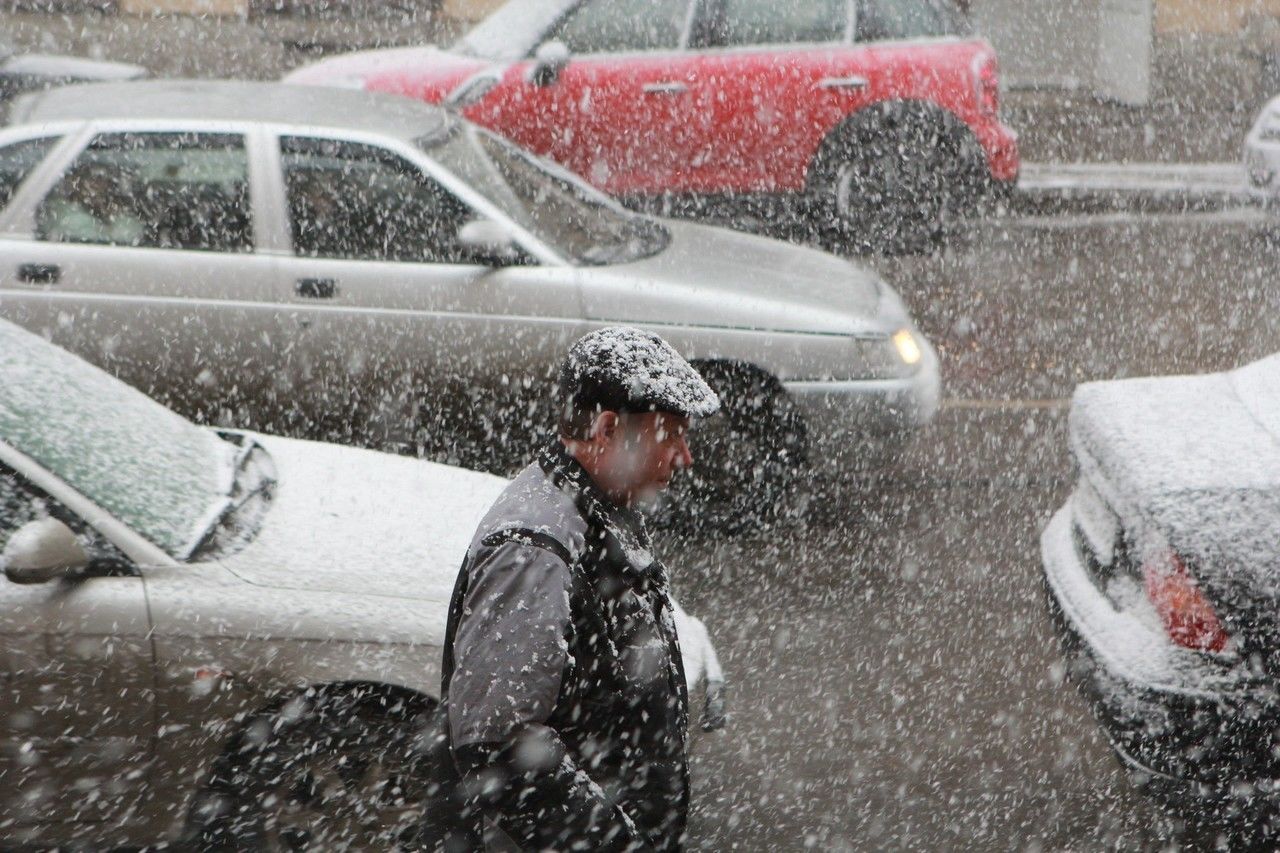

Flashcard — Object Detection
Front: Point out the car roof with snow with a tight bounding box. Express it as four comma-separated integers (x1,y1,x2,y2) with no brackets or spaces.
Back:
8,79,451,141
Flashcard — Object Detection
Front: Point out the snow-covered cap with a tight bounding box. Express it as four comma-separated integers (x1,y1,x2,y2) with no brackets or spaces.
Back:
559,326,720,419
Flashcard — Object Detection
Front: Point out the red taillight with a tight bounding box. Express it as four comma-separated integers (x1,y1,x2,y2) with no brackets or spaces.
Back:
1142,551,1229,653
974,55,999,117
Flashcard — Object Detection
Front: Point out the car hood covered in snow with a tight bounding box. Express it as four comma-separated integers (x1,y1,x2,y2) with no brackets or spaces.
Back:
1070,355,1280,641
586,218,889,337
217,433,505,602
213,433,721,690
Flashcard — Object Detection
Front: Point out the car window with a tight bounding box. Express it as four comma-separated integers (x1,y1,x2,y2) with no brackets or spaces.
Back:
701,0,849,47
281,136,482,264
857,0,969,41
0,319,238,559
456,0,578,62
0,136,57,210
425,123,668,266
34,132,252,253
0,464,128,567
549,0,690,54
710,0,849,46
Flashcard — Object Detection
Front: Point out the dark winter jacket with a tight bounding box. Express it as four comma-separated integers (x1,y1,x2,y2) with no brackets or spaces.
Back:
439,441,690,852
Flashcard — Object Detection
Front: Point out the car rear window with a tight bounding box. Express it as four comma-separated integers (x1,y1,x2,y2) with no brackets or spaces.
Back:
0,136,57,210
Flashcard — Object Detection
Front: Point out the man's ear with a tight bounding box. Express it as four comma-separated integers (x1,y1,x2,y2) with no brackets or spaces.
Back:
590,411,620,442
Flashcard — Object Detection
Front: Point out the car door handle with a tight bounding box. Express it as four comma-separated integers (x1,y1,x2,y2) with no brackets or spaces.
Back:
17,263,59,284
642,81,689,95
296,278,337,299
815,76,870,91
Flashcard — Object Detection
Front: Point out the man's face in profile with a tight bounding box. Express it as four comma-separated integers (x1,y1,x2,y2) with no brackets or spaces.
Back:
595,411,694,507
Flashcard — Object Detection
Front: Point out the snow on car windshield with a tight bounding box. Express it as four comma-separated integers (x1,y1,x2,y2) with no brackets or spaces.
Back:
0,320,234,557
454,0,576,61
427,124,669,265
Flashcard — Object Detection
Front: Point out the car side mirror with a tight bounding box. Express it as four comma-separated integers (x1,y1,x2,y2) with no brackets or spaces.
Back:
529,40,570,87
2,518,88,584
458,218,521,266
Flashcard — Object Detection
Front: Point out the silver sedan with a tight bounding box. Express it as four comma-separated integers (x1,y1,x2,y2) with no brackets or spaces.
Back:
0,80,938,491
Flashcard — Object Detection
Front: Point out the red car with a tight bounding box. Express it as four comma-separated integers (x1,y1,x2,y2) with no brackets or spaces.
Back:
286,0,1018,249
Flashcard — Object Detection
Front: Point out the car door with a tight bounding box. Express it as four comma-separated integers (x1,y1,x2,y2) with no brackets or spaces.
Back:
0,126,289,434
692,0,872,192
467,0,707,196
267,133,583,469
0,463,153,830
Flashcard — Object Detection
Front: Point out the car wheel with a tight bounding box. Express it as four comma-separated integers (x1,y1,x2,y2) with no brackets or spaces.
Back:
187,685,438,851
813,105,985,255
660,362,808,533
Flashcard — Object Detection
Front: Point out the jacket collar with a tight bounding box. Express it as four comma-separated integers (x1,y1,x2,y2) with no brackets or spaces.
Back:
538,439,659,582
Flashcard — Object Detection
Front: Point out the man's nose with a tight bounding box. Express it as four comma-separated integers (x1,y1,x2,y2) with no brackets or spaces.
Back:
674,436,693,470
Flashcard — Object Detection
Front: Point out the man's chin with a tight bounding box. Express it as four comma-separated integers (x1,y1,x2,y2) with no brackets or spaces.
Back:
632,483,668,510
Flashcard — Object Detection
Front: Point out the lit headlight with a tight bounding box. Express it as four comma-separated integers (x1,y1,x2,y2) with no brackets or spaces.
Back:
892,329,923,366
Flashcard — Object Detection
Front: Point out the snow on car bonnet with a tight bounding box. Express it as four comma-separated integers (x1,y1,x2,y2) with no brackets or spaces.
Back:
561,326,720,419
0,320,234,557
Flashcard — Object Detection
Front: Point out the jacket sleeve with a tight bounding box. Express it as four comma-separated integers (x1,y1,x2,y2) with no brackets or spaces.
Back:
448,539,651,851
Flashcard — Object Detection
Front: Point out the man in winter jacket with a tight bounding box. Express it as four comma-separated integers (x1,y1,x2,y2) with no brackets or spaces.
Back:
438,326,720,852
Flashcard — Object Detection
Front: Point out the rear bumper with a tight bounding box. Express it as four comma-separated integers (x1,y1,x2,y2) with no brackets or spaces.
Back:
784,336,940,477
977,117,1020,185
1040,507,1280,804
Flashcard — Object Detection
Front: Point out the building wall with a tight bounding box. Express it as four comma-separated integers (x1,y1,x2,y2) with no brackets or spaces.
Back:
120,0,246,12
116,0,502,17
970,0,1099,90
1156,0,1280,33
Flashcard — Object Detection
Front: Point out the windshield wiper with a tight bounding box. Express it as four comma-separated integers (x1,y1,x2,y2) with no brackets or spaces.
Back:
183,438,277,561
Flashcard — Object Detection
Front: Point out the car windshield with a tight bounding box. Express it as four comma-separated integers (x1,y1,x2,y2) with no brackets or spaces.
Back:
455,0,577,61
0,320,250,559
426,124,670,266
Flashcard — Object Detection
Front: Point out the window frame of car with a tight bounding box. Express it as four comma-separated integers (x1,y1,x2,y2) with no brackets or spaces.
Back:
0,118,276,254
0,122,85,239
0,130,66,212
257,123,570,267
0,437,174,571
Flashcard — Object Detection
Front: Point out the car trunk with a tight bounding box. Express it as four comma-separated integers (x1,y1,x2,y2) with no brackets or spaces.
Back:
1067,358,1280,674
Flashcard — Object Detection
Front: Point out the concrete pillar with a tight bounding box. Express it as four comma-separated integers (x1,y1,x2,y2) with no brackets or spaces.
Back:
971,0,1099,91
970,0,1153,105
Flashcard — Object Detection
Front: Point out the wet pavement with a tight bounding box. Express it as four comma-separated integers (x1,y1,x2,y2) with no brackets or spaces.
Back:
664,211,1280,851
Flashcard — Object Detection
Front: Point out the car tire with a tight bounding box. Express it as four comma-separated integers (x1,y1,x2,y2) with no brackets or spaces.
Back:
186,685,440,851
810,103,987,255
659,362,808,533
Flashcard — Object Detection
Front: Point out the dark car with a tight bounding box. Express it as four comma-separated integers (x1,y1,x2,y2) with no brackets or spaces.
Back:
1041,354,1280,836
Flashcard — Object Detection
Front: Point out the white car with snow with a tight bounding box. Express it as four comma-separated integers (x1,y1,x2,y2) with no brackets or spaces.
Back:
1041,354,1280,835
0,317,723,849
1245,96,1280,202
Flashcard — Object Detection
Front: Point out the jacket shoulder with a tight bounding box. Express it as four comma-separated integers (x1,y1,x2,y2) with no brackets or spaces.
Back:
471,461,587,563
